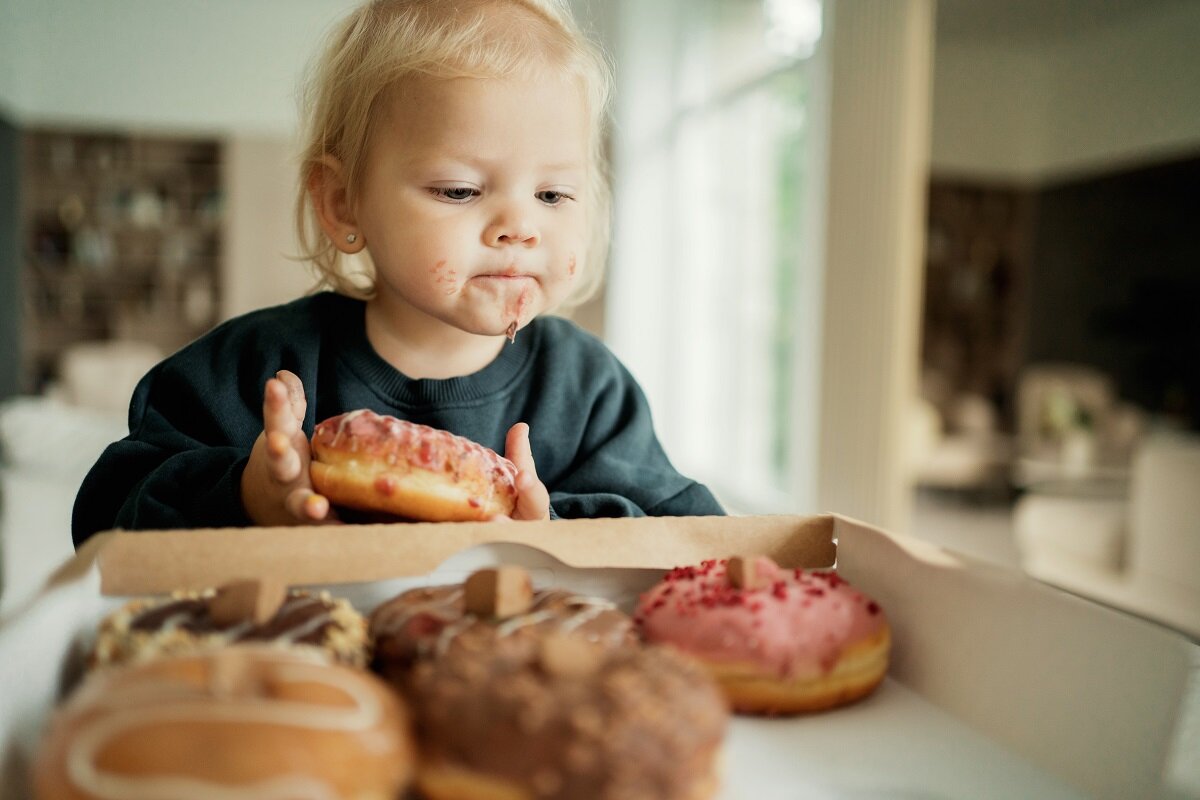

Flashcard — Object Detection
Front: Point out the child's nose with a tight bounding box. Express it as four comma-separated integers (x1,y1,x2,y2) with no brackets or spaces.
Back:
484,210,540,248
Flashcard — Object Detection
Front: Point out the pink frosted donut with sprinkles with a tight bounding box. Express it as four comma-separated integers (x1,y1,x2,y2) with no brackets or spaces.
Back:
635,555,890,715
311,409,518,522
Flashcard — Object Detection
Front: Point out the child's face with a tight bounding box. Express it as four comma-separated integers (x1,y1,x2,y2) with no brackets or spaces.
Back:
356,73,590,339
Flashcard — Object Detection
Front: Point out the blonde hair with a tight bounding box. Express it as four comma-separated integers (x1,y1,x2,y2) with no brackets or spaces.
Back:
295,0,613,311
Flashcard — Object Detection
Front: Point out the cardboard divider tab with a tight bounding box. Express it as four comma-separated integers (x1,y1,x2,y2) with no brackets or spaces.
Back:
82,514,836,596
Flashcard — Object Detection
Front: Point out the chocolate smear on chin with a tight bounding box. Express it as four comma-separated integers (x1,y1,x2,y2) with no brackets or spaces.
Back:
506,320,518,343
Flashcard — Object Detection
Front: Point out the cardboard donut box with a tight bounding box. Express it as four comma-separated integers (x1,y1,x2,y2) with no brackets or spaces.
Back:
1,514,1197,799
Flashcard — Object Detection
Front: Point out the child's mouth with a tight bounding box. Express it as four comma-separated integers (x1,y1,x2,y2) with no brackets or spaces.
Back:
473,273,535,281
470,273,538,288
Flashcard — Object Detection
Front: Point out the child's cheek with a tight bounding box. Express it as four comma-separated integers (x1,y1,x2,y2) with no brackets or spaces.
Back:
427,259,459,296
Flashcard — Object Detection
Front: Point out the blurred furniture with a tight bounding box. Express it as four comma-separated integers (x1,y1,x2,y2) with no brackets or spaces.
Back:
1014,363,1143,486
0,396,127,618
0,341,155,617
20,129,223,393
910,391,1013,497
57,340,161,415
1014,431,1200,639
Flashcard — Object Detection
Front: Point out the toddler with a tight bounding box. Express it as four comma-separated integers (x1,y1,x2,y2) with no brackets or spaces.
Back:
72,0,723,545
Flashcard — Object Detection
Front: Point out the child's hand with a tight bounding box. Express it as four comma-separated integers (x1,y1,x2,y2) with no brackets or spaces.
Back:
241,370,338,526
499,422,551,521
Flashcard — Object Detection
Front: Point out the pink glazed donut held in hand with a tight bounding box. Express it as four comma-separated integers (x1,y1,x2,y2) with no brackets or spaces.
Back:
635,556,890,715
310,409,518,522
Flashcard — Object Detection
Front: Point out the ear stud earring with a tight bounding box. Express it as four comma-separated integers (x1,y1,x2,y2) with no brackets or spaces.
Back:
346,233,358,244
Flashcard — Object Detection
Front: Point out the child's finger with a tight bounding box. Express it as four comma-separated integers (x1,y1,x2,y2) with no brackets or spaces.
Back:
504,422,537,478
266,430,291,458
262,378,297,436
275,369,307,422
286,488,334,522
267,431,302,483
505,422,549,520
515,469,551,520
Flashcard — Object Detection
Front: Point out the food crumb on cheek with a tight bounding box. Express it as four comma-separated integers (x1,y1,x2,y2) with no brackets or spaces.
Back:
428,259,458,295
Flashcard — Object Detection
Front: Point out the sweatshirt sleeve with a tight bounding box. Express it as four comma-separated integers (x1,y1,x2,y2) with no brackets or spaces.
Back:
70,361,259,547
542,354,724,519
71,298,336,547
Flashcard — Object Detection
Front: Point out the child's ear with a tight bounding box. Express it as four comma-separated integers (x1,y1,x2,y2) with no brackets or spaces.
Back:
307,155,365,254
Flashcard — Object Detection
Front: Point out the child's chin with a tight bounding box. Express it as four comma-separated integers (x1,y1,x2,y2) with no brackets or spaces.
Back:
462,312,535,338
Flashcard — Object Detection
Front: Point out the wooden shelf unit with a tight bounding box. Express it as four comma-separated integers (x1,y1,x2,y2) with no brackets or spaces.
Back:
19,129,224,393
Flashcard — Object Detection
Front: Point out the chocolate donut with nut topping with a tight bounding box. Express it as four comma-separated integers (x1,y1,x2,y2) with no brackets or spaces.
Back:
412,635,728,800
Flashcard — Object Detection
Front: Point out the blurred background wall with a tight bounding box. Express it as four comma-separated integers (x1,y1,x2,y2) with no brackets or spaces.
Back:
932,0,1200,182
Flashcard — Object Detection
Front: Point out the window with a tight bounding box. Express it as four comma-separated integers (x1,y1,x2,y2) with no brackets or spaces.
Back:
608,0,823,512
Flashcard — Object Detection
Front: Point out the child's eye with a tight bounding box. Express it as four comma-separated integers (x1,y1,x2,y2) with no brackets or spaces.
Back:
429,187,480,203
536,190,574,206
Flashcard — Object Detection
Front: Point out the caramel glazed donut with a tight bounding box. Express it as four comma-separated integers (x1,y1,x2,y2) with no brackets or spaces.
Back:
636,556,891,715
310,409,518,522
369,568,728,800
90,581,369,669
33,644,414,800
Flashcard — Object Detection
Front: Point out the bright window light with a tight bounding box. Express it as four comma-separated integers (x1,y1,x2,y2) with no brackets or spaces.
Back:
764,0,822,58
609,0,823,513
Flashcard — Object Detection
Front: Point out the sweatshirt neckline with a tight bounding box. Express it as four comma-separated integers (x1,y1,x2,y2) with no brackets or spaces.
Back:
334,296,537,408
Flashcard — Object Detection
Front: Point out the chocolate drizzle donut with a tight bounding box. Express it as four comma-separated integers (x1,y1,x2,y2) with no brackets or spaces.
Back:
92,582,369,669
369,577,635,687
310,409,519,522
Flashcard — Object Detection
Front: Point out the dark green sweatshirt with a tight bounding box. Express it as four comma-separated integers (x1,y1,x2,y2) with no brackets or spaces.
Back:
72,292,723,546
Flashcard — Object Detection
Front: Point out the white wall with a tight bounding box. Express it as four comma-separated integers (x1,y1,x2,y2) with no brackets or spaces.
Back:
1038,3,1200,179
930,38,1049,182
221,137,317,320
931,1,1200,183
0,4,28,120
0,0,609,135
0,0,357,135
